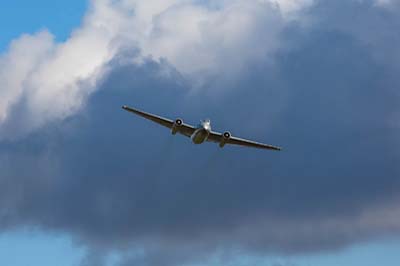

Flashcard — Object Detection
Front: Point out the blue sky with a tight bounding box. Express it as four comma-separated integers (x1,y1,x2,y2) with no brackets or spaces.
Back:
0,0,86,51
1,1,400,266
1,230,400,266
0,230,84,266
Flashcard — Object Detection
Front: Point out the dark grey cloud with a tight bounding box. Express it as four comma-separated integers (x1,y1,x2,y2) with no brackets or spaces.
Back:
1,1,400,265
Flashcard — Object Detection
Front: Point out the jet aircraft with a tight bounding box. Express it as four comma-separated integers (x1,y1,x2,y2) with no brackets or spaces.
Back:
122,105,281,151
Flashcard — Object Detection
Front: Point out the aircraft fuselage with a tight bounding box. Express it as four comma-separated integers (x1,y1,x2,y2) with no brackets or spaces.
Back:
191,120,211,144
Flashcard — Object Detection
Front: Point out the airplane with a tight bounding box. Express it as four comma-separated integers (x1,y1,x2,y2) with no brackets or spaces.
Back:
122,105,281,151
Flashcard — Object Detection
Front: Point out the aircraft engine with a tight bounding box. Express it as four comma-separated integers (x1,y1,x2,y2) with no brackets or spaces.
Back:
171,118,183,135
219,131,231,148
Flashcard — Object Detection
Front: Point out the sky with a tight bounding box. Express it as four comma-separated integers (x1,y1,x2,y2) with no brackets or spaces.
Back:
1,0,400,266
0,1,87,51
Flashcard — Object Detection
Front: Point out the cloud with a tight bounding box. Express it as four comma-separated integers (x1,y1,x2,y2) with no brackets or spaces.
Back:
0,0,131,138
1,0,400,266
0,0,310,139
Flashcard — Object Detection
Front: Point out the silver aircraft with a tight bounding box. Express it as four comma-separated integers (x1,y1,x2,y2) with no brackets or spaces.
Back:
122,105,281,151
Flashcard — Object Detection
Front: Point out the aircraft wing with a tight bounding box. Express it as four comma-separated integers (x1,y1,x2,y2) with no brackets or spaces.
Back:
207,131,281,151
122,105,196,137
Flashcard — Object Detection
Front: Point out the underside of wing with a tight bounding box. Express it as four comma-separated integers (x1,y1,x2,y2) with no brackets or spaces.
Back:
177,124,196,137
122,105,196,137
122,105,173,128
227,136,281,150
208,131,281,151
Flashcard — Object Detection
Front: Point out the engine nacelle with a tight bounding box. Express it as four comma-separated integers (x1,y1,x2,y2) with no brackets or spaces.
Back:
219,131,231,148
171,118,183,135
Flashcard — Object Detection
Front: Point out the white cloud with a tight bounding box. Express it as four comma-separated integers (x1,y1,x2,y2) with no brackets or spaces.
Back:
0,31,54,124
0,0,133,138
0,0,313,139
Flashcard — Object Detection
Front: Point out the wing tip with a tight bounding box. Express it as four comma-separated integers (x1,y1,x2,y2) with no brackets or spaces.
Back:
267,144,281,151
269,146,281,151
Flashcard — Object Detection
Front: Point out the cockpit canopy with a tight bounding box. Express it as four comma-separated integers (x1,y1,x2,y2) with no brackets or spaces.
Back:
198,119,211,130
